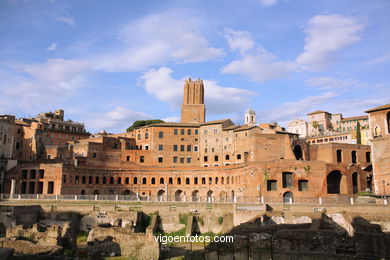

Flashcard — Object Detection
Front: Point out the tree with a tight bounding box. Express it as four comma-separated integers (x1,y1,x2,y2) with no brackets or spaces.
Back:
126,119,165,132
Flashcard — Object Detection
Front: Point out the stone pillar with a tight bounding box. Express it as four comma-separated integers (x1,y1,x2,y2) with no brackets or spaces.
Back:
261,196,264,204
350,197,354,205
115,195,118,201
289,197,293,204
10,179,16,197
319,197,323,205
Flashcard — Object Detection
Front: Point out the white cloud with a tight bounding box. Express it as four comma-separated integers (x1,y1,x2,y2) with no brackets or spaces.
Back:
55,16,76,27
260,0,278,7
85,106,151,133
296,14,364,70
306,77,358,90
0,59,89,111
223,28,255,54
222,47,296,82
140,67,256,115
47,42,58,51
93,12,224,72
163,116,180,122
260,92,337,122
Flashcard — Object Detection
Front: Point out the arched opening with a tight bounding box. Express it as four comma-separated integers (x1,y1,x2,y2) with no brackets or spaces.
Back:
374,126,381,137
102,177,106,184
151,177,155,184
177,178,181,185
219,191,227,202
117,177,122,184
186,177,190,185
215,177,218,185
142,177,147,185
336,150,342,163
227,177,230,184
208,177,212,185
157,190,165,201
207,190,213,202
123,189,131,195
352,172,359,194
95,177,100,184
169,177,173,184
192,190,199,202
327,170,342,194
351,151,357,164
82,176,86,184
283,191,293,203
80,189,86,195
108,189,114,195
387,112,390,134
202,177,206,184
221,177,224,184
160,178,164,184
89,176,93,184
110,177,114,184
133,177,138,184
125,177,129,184
231,190,235,202
366,152,371,163
293,145,303,160
175,190,183,201
92,189,100,195
194,177,198,185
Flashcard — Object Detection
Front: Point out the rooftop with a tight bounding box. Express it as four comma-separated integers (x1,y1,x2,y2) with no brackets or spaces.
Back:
365,103,390,113
307,110,330,115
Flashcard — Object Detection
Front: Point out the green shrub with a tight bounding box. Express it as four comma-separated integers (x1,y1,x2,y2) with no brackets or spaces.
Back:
218,216,224,225
76,231,89,243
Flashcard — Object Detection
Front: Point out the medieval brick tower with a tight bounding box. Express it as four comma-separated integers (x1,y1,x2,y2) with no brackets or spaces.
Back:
181,78,206,123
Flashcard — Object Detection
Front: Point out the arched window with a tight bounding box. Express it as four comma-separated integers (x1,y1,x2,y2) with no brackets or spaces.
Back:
336,150,342,163
215,177,218,184
227,177,230,184
145,133,149,139
177,178,181,185
95,176,100,184
110,177,114,184
142,177,147,184
186,177,190,185
102,177,106,184
125,177,129,184
221,177,224,184
351,151,357,164
80,189,86,195
117,177,122,184
160,178,164,184
89,176,93,184
82,176,86,184
133,177,138,184
151,177,155,184
366,152,371,163
208,177,212,185
137,134,141,140
194,177,198,185
169,177,173,184
202,177,206,184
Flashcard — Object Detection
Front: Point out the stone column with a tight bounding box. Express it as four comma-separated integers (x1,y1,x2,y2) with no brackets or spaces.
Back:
10,179,16,197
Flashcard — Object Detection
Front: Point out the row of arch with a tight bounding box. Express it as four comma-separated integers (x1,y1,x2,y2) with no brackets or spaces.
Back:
71,175,242,186
327,169,372,194
81,188,236,202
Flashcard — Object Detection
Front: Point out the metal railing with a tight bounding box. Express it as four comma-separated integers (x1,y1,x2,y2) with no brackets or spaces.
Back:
1,194,388,205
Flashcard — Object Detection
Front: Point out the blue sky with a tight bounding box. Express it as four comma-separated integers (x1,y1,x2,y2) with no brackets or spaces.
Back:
1,0,389,133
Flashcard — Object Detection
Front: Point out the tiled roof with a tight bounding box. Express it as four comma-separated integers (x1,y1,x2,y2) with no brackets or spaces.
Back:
365,103,390,113
307,110,330,115
341,115,368,121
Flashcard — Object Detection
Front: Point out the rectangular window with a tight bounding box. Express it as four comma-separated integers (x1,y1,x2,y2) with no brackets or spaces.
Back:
194,146,198,152
187,157,191,163
92,152,97,158
214,155,218,161
47,181,54,194
267,180,277,191
298,180,308,191
126,156,130,161
180,145,185,152
181,129,185,135
187,129,191,135
158,157,163,163
180,157,184,163
140,156,144,163
173,157,178,163
204,156,208,162
173,145,178,151
282,172,293,188
187,145,191,152
195,129,198,135
174,129,178,135
39,170,44,179
30,170,36,179
158,144,163,151
158,131,164,138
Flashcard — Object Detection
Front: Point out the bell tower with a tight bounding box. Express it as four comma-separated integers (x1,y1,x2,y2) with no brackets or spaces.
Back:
181,78,205,123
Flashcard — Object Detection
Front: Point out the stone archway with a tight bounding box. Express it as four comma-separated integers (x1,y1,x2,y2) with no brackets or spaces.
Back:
175,190,183,201
207,190,213,202
219,191,227,202
157,189,165,201
352,172,359,194
283,191,293,203
192,190,199,202
92,189,100,195
293,145,303,160
327,170,342,194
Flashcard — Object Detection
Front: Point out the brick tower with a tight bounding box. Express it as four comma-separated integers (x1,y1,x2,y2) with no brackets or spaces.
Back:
181,78,206,123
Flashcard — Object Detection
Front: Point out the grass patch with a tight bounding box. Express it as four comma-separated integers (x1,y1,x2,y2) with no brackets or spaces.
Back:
76,231,89,243
357,191,374,196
